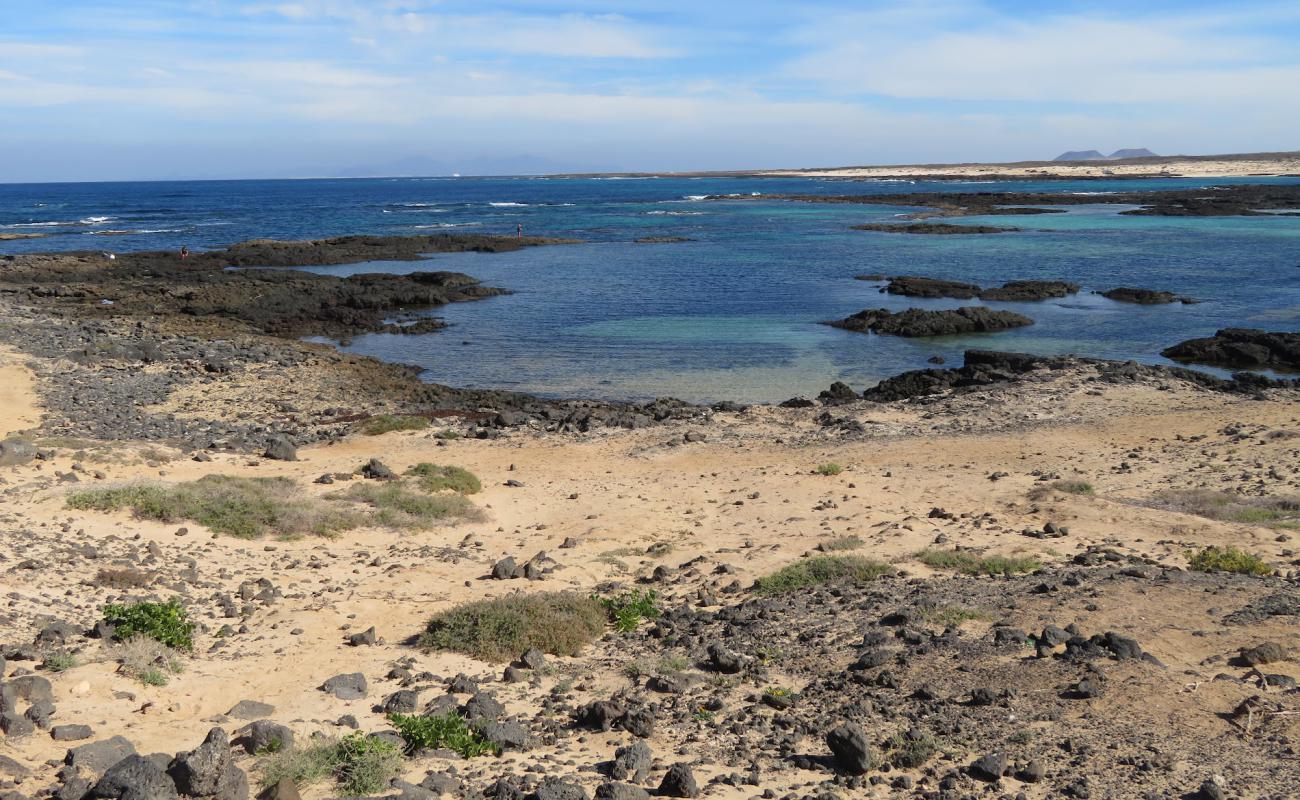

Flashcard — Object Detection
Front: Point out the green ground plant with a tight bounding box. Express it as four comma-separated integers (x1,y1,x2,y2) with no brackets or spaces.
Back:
387,713,501,757
1186,545,1271,575
815,462,843,476
103,599,195,650
600,589,661,632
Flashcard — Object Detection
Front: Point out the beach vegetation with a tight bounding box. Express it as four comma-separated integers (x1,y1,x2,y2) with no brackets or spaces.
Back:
357,414,430,435
600,589,661,632
1151,489,1300,529
420,592,608,662
1186,545,1271,575
405,462,482,494
103,599,195,650
68,476,360,538
815,462,844,476
917,548,1041,576
333,481,483,529
387,712,501,757
753,555,893,595
260,734,402,797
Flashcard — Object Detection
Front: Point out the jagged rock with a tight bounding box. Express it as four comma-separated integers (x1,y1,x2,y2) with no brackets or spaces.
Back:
610,741,652,783
969,752,1008,781
237,721,294,754
91,755,178,800
262,437,297,461
66,736,137,773
319,673,367,700
656,764,698,798
825,722,872,774
533,777,587,800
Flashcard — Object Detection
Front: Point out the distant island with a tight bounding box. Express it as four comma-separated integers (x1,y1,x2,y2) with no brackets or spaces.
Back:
1054,148,1159,162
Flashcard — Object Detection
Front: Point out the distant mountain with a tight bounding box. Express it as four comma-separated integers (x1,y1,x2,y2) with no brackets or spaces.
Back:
1054,150,1107,161
1108,148,1158,159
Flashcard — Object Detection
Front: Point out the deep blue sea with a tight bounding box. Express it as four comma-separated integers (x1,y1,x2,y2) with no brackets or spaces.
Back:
3,175,1299,403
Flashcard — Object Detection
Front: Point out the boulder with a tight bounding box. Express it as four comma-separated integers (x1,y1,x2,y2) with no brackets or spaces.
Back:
826,722,872,773
90,755,178,800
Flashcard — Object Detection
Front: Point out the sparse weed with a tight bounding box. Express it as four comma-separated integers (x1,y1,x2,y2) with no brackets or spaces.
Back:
818,535,864,551
42,652,81,672
115,634,185,686
1150,489,1300,529
334,481,483,529
815,462,844,476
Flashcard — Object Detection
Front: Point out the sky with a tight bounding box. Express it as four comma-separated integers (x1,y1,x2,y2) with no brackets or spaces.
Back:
2,0,1299,181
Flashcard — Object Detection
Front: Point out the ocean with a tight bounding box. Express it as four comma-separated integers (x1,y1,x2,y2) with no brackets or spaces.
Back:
2,175,1299,404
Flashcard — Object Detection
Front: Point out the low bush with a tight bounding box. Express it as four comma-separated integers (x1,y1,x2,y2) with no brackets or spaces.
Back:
406,463,482,494
886,730,940,768
753,555,893,595
420,592,607,662
335,482,483,529
1151,490,1300,529
103,600,195,650
357,414,429,435
260,734,403,796
42,652,81,672
68,476,360,539
815,462,843,476
1186,545,1271,575
818,535,864,551
918,548,1041,576
388,713,501,757
116,634,185,686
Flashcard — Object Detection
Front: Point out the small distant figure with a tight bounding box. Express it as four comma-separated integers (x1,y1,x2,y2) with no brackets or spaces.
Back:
516,223,522,238
180,245,190,260
102,252,116,261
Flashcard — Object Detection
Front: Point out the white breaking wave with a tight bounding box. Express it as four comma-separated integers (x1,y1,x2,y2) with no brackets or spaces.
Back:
646,210,705,216
411,222,481,229
80,216,115,224
489,202,528,207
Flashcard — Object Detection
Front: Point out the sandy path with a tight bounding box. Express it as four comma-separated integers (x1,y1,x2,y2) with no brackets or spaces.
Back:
0,345,41,438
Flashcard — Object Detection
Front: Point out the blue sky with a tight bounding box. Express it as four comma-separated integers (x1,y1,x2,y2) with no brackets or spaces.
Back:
2,0,1299,181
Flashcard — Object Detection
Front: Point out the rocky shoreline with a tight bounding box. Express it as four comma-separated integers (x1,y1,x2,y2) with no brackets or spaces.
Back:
713,183,1300,217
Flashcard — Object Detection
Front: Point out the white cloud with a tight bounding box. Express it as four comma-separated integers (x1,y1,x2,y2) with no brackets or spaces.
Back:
785,6,1300,106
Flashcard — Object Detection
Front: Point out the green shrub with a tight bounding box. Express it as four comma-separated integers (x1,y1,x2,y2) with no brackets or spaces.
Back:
600,589,661,633
420,592,608,662
260,734,402,796
1186,545,1271,575
815,462,843,476
406,463,482,494
388,713,501,757
103,600,195,650
357,414,429,435
886,730,940,768
68,476,360,539
335,482,483,529
753,555,893,595
116,635,184,686
918,548,1041,576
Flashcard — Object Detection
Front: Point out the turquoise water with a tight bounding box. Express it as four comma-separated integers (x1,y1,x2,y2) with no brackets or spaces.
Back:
3,176,1299,403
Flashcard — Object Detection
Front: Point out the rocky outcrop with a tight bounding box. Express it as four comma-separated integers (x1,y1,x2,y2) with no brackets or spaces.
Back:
1162,328,1300,370
1101,287,1192,305
883,276,1080,302
827,307,1034,337
852,223,1017,234
861,349,1297,403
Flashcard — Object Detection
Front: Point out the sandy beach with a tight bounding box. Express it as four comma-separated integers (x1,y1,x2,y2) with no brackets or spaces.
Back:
1,296,1297,798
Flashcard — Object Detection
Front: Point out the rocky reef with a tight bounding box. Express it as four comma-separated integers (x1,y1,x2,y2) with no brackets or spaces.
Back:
826,307,1034,337
1162,328,1300,371
882,276,1081,302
